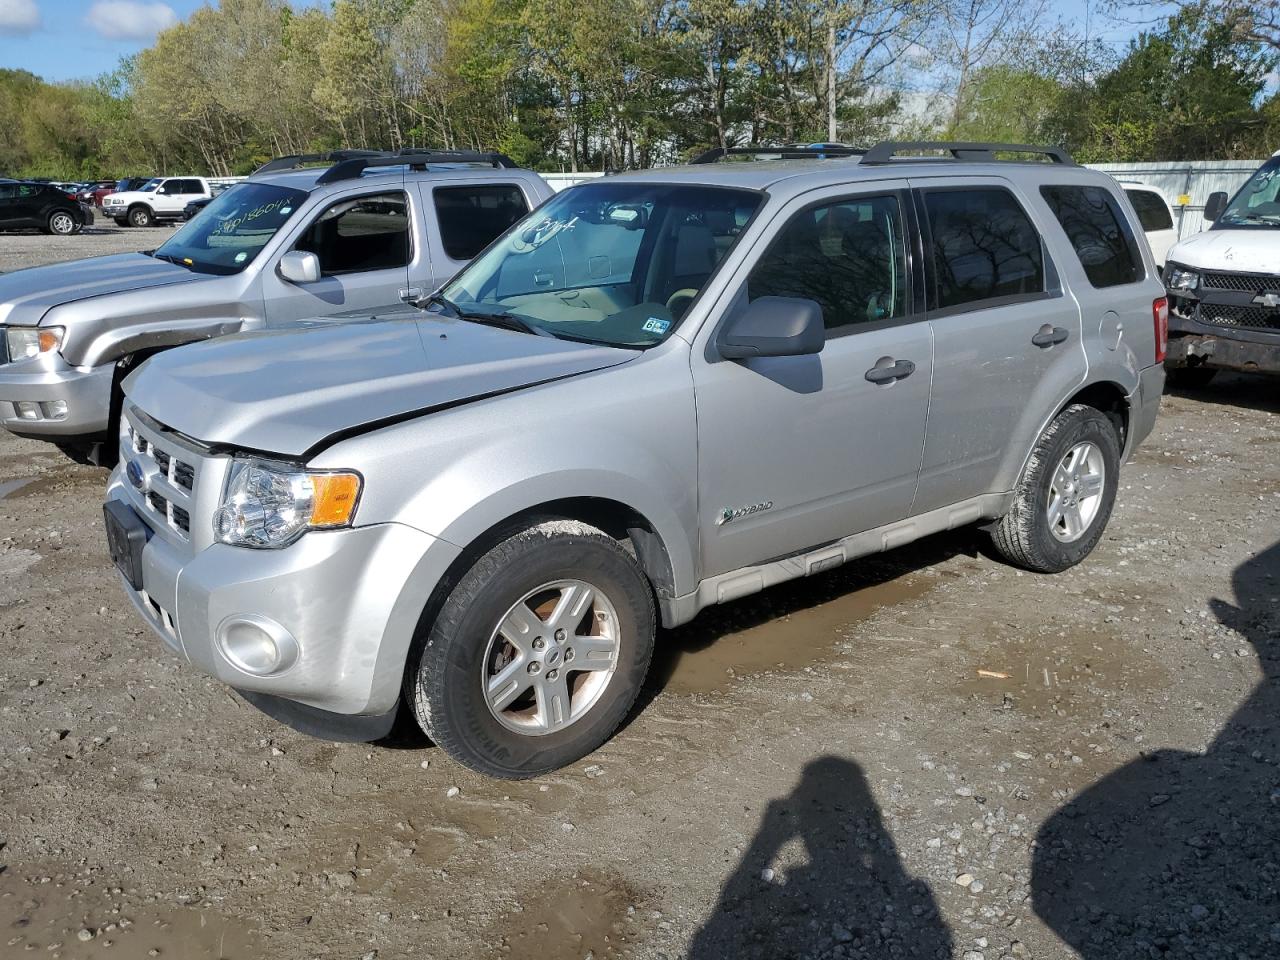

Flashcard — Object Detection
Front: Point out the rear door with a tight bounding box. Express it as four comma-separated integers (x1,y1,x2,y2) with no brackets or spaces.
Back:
910,177,1086,514
0,184,20,228
691,181,934,577
262,187,415,325
417,179,535,291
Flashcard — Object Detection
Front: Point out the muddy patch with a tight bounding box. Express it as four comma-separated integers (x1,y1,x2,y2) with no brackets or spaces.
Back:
490,868,645,960
0,866,262,959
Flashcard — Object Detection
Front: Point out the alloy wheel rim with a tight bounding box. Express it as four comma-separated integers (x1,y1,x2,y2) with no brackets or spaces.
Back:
1047,441,1105,543
52,214,73,234
481,579,621,736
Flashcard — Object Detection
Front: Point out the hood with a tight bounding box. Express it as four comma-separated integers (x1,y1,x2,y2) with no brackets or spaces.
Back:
0,253,197,326
125,315,637,457
1166,228,1280,276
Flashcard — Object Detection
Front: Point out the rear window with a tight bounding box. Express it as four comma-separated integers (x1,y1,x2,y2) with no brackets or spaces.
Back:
434,184,530,261
1041,185,1143,288
1125,189,1173,231
923,188,1045,311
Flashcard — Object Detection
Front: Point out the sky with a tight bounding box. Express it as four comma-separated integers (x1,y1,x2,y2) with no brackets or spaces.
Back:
0,0,1155,87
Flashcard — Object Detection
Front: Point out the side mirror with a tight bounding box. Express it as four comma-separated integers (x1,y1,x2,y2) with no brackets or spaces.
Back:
717,296,825,359
278,250,321,284
1203,191,1228,222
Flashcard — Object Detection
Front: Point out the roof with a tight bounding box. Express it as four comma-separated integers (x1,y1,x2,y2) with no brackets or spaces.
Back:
251,164,543,192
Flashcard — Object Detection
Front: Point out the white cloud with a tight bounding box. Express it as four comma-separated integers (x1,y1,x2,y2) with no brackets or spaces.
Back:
85,0,178,40
0,0,41,35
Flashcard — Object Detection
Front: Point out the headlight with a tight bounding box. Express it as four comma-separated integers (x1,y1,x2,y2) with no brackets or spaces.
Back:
213,457,362,549
6,326,63,361
1167,266,1200,293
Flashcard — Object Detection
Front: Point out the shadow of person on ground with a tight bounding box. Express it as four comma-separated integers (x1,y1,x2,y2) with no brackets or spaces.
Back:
688,755,953,960
1032,541,1280,957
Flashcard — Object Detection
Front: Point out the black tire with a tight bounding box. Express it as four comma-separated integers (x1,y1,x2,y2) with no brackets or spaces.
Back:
406,520,655,778
48,210,76,236
114,217,130,227
990,404,1121,574
128,205,154,228
1165,365,1217,390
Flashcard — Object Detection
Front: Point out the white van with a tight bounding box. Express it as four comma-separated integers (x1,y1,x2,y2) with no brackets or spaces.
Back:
1161,151,1280,386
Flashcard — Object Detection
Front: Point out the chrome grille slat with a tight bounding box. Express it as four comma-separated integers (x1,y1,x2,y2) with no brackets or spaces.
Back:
120,405,205,542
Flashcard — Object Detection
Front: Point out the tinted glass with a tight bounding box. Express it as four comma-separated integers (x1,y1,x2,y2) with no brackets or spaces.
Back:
748,195,908,330
154,182,308,276
1126,189,1173,231
925,188,1044,309
442,182,762,348
434,184,530,260
296,192,410,275
1041,185,1142,288
181,179,203,194
0,185,14,200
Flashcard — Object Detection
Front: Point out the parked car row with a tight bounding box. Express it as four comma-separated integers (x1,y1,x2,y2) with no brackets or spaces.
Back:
0,180,95,235
0,142,1174,779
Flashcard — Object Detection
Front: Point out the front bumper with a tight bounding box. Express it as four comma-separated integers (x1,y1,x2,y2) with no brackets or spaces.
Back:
0,352,113,437
1125,362,1164,460
1166,332,1280,375
1165,269,1280,372
106,474,461,719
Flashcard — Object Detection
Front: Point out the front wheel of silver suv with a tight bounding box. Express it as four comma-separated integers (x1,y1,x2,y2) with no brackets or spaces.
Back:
990,404,1121,574
406,520,656,778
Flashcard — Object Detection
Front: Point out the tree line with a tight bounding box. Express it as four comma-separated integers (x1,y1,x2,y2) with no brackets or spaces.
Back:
1,0,1277,179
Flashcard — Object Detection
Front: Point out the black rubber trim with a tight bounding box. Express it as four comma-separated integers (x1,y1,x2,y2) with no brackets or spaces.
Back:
237,689,400,742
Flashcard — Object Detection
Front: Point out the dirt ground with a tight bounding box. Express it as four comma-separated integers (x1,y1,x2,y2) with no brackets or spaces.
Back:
1,233,1278,960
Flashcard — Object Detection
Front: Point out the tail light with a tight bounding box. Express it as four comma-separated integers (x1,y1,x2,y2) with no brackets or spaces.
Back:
1153,297,1169,363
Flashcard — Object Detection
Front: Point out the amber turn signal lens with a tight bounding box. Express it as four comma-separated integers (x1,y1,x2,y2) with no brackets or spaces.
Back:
309,472,362,527
37,329,61,353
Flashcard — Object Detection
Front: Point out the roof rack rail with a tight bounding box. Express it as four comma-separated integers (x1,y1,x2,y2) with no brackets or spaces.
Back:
859,141,1075,165
250,148,519,183
691,143,866,164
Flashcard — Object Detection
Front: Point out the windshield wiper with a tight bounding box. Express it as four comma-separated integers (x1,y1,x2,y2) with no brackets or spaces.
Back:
421,294,546,336
150,252,190,268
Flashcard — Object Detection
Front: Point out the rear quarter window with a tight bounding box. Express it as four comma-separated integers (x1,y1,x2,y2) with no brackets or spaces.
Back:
1041,185,1143,288
1125,189,1174,232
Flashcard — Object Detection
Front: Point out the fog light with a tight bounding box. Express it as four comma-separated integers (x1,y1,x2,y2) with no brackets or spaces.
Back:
15,401,40,420
215,614,300,676
41,400,68,420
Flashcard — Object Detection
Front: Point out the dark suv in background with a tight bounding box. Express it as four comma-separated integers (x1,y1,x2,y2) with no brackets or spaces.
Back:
0,181,94,236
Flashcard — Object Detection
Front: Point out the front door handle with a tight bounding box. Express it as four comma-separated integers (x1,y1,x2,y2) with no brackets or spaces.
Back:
864,357,916,384
1032,325,1070,348
399,287,424,304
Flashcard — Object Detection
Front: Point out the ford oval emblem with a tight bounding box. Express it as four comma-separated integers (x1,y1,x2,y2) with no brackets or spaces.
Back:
126,459,145,490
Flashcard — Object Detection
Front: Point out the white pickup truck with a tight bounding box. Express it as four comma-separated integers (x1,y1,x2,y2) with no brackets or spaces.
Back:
102,177,213,227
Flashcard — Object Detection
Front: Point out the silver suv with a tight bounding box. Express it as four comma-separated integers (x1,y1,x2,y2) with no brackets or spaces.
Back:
104,141,1167,778
0,150,552,462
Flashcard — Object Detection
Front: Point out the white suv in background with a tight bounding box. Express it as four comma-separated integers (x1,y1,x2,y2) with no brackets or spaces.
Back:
1119,182,1178,271
103,177,214,227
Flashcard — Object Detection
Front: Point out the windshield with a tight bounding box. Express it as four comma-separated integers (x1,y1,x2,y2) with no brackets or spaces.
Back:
1217,156,1280,227
139,179,160,193
439,182,763,347
153,182,308,275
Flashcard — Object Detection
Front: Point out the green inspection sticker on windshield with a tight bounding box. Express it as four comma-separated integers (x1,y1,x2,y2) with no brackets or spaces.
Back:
642,317,670,334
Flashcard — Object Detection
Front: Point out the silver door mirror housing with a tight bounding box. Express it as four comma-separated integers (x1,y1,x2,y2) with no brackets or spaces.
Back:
717,296,826,359
278,251,322,284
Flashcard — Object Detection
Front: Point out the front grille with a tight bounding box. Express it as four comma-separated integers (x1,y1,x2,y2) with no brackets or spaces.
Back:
1201,271,1280,293
173,460,194,491
123,412,202,541
1198,303,1280,331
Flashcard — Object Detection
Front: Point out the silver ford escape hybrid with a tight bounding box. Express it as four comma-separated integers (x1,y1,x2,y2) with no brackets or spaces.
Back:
104,142,1167,778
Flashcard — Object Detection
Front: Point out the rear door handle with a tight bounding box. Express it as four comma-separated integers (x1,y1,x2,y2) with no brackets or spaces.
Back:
864,358,916,384
1032,325,1069,348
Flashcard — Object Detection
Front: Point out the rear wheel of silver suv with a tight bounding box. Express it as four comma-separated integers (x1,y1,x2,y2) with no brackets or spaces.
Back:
990,404,1120,573
406,520,655,778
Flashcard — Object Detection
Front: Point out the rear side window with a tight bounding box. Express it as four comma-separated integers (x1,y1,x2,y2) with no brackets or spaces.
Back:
748,194,909,330
924,188,1044,310
434,184,530,261
1041,185,1142,288
1126,189,1173,231
296,191,410,275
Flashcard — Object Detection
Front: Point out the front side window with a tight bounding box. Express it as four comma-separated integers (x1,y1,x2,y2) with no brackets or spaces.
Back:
1217,156,1280,227
1126,189,1173,231
441,182,762,348
925,188,1045,310
434,184,530,260
153,181,308,276
747,195,908,330
0,184,15,200
1041,185,1142,288
296,192,410,276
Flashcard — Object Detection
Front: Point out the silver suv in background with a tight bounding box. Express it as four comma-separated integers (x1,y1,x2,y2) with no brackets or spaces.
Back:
105,141,1166,778
0,150,552,462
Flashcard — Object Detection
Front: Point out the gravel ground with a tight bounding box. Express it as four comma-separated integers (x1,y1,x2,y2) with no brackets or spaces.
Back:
0,234,1278,960
0,222,176,273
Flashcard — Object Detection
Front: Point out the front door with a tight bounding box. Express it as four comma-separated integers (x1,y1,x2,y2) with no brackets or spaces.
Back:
691,183,934,578
262,188,417,325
